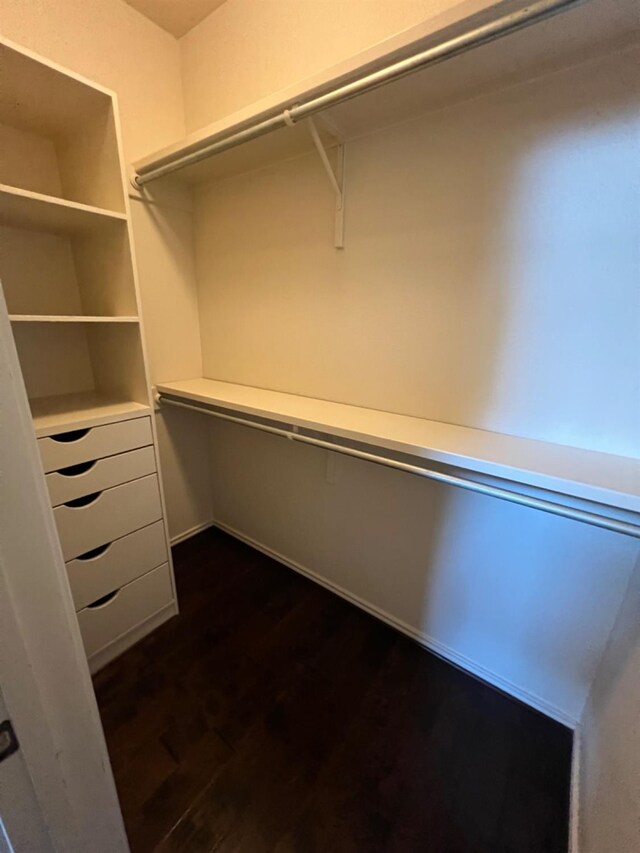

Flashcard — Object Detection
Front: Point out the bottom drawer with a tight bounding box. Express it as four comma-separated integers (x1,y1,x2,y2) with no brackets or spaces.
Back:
77,563,173,659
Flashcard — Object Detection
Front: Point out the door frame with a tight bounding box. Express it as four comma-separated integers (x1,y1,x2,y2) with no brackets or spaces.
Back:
0,290,128,852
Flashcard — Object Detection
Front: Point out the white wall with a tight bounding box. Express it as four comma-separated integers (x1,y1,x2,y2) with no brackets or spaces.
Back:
209,421,638,724
183,2,640,723
1,0,213,540
194,47,640,456
179,0,503,133
580,555,640,853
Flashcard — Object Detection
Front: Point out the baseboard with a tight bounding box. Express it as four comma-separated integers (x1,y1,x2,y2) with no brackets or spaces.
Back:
170,520,215,546
88,601,178,674
212,519,578,728
569,726,582,853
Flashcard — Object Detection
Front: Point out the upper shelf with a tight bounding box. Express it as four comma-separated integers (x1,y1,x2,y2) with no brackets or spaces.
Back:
133,0,639,186
0,184,127,234
156,378,640,517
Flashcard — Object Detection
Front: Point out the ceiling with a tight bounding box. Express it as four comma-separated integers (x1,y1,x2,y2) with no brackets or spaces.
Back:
124,0,228,38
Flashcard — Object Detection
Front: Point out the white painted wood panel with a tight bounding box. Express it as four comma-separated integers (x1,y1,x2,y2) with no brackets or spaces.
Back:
66,520,167,611
53,474,162,561
45,445,156,506
38,415,152,472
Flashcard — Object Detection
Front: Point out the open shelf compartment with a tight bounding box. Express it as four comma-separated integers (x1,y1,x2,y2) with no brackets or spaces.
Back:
0,39,125,213
0,207,138,319
13,321,150,436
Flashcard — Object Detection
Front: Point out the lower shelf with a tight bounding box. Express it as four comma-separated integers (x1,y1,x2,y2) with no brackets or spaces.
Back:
30,391,151,437
155,377,640,530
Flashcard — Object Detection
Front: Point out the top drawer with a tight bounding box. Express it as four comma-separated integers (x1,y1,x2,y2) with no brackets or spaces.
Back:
38,417,153,473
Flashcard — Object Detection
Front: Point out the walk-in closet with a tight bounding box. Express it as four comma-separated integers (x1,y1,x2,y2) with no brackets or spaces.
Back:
0,1,638,851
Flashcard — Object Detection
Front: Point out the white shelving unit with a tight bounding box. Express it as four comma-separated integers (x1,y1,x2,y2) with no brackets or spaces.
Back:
0,44,146,422
0,37,176,671
138,0,639,543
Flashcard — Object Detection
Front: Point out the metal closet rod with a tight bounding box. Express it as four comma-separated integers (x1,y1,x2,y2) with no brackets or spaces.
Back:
158,394,640,539
134,0,584,186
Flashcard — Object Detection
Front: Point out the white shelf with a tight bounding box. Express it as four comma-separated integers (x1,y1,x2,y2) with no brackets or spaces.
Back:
133,0,639,186
0,183,127,234
30,391,151,437
9,315,139,323
156,378,640,516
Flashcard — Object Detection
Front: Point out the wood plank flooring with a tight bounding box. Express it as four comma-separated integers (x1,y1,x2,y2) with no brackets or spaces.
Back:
94,528,573,853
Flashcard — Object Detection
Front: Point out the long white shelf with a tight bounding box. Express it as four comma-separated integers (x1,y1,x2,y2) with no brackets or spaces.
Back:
9,315,139,323
0,184,127,234
133,0,638,186
30,391,151,437
156,378,640,518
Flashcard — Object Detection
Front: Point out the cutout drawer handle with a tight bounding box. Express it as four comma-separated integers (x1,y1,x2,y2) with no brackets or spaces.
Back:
76,543,111,561
64,491,102,508
58,460,97,477
86,589,120,609
50,428,90,443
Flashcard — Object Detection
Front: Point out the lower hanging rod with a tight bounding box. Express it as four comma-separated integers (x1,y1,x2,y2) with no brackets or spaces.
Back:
158,394,640,539
134,0,583,186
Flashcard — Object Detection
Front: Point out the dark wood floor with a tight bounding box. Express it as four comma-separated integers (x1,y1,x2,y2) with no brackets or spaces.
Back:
94,528,573,853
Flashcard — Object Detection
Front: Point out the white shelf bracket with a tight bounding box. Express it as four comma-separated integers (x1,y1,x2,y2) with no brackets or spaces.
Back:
306,117,345,249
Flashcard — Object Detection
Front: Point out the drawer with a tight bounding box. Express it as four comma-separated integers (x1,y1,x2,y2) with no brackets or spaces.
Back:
66,521,167,611
77,563,173,659
46,446,157,506
38,417,152,473
54,474,162,561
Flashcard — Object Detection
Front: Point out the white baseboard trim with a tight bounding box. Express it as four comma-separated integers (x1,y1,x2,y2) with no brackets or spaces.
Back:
569,725,581,853
170,520,215,546
212,519,578,729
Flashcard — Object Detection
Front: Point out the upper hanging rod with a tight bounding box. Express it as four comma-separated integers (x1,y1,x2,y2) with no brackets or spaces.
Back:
133,0,584,187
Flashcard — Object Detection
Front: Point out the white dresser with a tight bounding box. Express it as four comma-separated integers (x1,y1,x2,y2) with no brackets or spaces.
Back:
38,415,175,672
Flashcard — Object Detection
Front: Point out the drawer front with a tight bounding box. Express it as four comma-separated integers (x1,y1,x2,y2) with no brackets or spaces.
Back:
46,446,157,506
77,563,173,659
38,417,152,473
54,474,162,561
66,521,167,611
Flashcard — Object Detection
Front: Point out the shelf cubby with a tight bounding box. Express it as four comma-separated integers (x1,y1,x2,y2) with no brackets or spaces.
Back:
0,42,125,213
12,321,149,436
0,203,138,318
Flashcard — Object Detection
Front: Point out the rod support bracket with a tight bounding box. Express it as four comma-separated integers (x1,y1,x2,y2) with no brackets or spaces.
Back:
306,117,345,249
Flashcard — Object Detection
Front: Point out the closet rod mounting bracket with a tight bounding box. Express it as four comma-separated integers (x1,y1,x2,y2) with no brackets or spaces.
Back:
129,171,145,192
306,117,345,249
